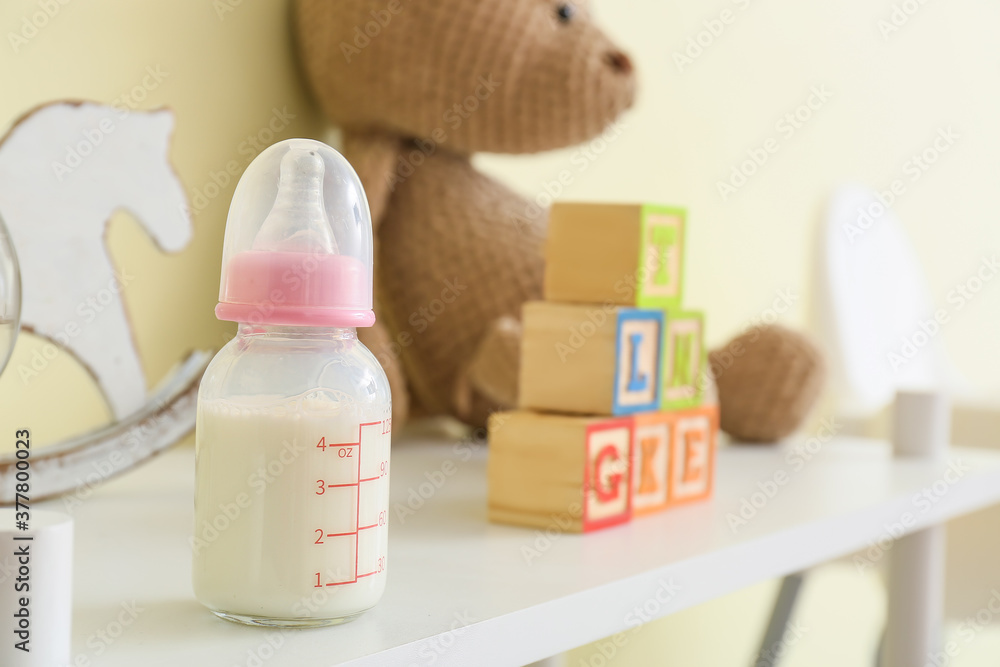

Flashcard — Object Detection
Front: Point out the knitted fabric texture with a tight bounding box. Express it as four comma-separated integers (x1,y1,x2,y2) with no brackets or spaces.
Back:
294,0,636,426
295,0,636,155
709,325,826,443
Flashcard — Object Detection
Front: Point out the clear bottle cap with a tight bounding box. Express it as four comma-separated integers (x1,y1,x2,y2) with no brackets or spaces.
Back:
215,139,375,327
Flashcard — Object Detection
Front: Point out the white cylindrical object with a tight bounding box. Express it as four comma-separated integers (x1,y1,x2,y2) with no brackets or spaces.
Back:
0,509,73,667
884,390,948,667
885,525,946,667
892,390,950,459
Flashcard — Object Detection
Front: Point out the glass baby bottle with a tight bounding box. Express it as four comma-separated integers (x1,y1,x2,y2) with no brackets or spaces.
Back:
193,139,392,627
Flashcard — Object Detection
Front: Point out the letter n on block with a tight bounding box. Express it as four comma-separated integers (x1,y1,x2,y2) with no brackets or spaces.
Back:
667,405,718,506
613,309,664,414
661,311,704,410
583,419,633,531
631,412,671,516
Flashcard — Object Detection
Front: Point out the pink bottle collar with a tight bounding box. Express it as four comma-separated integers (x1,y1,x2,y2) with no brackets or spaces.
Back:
216,250,375,328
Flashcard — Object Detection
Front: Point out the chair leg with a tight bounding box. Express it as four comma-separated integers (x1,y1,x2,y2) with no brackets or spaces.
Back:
754,572,805,667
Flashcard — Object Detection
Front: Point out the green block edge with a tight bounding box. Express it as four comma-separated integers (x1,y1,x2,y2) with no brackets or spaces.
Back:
660,309,706,411
637,204,687,311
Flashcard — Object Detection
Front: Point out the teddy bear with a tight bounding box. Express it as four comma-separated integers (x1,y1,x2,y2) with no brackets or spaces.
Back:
293,0,825,442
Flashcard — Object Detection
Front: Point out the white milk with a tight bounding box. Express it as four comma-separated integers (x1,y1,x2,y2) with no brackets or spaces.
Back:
193,396,390,625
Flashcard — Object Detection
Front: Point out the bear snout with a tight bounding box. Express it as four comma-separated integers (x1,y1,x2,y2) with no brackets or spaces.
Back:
604,50,634,75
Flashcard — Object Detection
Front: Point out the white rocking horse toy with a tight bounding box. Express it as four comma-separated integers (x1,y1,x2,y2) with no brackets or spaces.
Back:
0,101,211,502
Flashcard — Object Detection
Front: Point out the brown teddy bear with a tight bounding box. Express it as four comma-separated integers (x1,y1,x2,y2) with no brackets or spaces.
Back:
293,0,824,442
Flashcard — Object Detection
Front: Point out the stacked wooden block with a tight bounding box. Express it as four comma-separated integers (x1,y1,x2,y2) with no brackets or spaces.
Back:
488,203,719,532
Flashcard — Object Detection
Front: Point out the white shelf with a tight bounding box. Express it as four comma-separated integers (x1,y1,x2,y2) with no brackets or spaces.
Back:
54,436,1000,666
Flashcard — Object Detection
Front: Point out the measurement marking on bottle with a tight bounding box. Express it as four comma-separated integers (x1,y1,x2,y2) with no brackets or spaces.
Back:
355,422,362,580
313,420,389,588
315,421,382,453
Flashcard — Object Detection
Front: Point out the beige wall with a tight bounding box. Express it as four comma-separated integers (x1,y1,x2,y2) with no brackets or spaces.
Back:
1,0,997,664
479,0,1000,399
0,0,325,445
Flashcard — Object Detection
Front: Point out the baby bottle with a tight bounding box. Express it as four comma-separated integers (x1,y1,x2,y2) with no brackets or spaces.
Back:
193,139,391,627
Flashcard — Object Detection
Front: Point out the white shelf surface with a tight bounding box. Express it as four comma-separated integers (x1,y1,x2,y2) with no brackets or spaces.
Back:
51,436,1000,667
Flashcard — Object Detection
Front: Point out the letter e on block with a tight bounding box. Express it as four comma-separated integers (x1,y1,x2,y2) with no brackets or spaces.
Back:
583,420,633,531
614,309,664,414
631,412,671,516
667,405,718,506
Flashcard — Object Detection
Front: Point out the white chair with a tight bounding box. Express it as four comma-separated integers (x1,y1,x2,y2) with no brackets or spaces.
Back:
755,185,1000,667
818,184,1000,623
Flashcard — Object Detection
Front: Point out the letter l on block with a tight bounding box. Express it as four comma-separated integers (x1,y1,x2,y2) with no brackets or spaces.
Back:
613,309,664,415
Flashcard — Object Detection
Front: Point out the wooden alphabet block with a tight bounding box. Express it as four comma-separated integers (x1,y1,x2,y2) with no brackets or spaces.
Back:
487,411,633,533
544,203,686,310
519,302,664,416
630,412,672,516
585,418,633,529
661,311,705,410
667,403,718,506
631,403,719,515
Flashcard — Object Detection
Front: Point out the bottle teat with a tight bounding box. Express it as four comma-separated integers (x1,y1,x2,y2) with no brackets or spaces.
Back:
252,148,338,254
215,139,375,328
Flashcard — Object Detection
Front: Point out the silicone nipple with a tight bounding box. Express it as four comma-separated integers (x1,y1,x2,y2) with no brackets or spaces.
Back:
252,148,338,254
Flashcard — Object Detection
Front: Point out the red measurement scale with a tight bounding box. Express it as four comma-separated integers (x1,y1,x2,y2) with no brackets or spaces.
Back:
313,419,390,588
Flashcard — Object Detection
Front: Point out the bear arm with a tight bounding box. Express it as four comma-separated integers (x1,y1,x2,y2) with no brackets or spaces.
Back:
453,315,522,423
341,128,404,230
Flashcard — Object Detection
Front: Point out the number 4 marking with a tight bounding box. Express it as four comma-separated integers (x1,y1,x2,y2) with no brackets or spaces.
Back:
316,437,326,451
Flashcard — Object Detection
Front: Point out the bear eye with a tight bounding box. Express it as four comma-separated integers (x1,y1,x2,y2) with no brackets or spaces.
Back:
555,3,575,24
